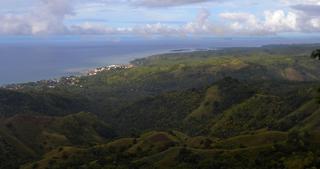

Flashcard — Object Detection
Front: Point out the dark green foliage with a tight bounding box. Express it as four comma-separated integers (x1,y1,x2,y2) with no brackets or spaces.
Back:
311,49,320,60
0,112,117,168
52,112,117,145
318,88,320,103
0,89,88,117
0,137,29,169
111,88,204,135
176,148,200,164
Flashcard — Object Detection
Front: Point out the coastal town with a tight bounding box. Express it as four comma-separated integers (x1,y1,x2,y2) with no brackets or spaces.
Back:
86,64,134,76
1,64,134,90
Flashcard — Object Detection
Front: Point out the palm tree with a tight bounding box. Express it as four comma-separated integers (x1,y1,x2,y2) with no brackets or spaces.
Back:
311,49,320,60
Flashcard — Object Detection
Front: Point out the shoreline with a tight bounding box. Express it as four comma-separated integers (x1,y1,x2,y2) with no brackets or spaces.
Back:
0,47,218,88
0,49,169,87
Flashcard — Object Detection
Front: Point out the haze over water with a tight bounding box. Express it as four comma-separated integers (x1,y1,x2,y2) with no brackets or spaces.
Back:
1,37,319,85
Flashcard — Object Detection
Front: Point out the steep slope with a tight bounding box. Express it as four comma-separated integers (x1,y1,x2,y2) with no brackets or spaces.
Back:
0,112,116,169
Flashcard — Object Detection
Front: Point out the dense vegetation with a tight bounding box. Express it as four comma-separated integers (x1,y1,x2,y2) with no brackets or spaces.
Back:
311,49,320,60
1,44,320,169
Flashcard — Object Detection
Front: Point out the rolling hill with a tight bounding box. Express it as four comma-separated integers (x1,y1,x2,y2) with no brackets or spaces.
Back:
1,44,320,169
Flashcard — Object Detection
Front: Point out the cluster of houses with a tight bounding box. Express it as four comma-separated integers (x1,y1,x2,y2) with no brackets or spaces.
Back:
2,64,135,90
87,64,134,76
2,79,60,90
2,84,24,90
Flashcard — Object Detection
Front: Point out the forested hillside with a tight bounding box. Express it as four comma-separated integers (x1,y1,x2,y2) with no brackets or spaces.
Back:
1,44,320,169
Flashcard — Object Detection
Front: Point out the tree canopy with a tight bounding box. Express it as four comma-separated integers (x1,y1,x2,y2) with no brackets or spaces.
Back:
311,49,320,60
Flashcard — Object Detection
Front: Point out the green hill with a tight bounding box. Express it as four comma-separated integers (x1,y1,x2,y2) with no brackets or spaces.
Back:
1,44,320,169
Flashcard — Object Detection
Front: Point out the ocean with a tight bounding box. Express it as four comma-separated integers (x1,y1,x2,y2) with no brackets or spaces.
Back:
0,36,319,85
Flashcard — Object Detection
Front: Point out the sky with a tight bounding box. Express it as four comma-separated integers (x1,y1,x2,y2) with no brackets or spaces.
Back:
0,0,320,37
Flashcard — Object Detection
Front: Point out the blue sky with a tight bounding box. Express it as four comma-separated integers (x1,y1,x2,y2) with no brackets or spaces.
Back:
0,0,320,37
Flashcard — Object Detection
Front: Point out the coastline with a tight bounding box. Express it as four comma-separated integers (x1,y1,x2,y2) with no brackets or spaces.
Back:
0,48,198,88
0,47,219,89
69,47,217,76
0,49,170,87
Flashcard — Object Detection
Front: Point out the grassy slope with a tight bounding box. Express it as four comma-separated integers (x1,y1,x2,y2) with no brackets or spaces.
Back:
22,130,320,169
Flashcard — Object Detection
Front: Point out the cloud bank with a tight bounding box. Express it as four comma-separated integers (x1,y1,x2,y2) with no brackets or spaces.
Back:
0,0,319,36
0,0,72,35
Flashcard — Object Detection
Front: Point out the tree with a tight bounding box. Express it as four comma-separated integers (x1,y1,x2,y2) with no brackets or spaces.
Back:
317,88,320,104
311,49,320,103
311,49,320,60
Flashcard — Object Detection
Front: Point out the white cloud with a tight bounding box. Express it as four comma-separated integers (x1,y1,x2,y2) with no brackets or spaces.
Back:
310,18,320,28
183,9,224,35
0,0,73,35
220,12,269,35
219,4,320,35
129,0,217,7
264,10,298,32
0,0,320,36
290,3,320,31
66,9,221,36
